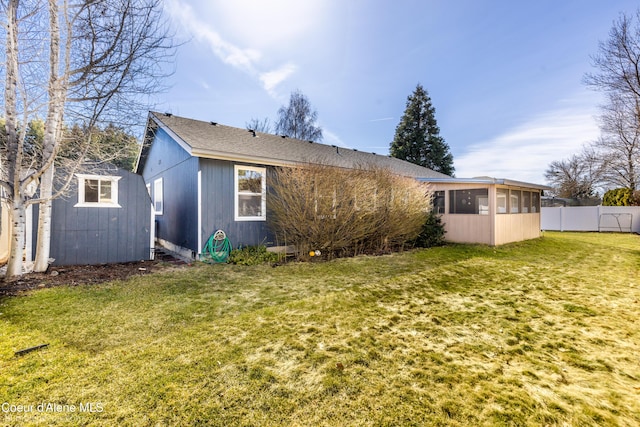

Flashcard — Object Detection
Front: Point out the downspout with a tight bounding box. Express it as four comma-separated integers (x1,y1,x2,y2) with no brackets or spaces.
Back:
197,169,202,259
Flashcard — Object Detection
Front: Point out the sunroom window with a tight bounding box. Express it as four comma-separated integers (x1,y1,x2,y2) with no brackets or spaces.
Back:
497,188,509,214
75,174,121,208
449,189,489,215
510,190,521,213
433,191,445,214
522,191,531,213
235,165,266,221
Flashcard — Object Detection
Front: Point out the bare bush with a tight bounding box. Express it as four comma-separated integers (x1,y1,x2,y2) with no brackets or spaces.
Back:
268,164,431,259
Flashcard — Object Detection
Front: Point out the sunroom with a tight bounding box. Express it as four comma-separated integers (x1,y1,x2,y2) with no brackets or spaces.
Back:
418,177,550,246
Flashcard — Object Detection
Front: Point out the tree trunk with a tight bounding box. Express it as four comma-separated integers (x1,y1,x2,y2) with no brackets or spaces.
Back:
32,0,62,273
33,165,54,272
6,199,26,278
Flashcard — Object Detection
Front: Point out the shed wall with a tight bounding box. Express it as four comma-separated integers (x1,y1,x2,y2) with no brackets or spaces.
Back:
49,168,152,265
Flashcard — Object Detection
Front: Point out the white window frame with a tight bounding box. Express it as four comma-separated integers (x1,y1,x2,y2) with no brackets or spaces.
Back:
74,174,121,208
154,178,163,215
234,165,266,221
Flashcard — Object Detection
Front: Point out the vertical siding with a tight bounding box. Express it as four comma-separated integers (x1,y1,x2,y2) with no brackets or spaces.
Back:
49,167,152,266
431,182,542,246
494,214,541,245
142,127,199,253
199,159,271,251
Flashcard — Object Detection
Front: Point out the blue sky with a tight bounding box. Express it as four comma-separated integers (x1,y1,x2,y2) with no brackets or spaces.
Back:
157,0,638,184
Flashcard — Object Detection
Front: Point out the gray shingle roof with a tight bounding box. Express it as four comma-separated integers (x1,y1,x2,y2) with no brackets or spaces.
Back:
141,111,450,179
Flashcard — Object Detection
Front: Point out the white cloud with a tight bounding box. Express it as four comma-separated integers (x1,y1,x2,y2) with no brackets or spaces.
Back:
322,128,350,148
165,0,299,98
211,0,328,49
260,63,298,97
455,102,600,184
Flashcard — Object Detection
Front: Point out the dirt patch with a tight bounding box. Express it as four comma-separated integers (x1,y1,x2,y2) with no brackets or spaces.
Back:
0,252,188,296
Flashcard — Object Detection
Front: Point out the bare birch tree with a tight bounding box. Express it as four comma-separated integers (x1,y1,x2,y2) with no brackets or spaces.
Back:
274,90,323,141
1,0,174,276
584,10,640,191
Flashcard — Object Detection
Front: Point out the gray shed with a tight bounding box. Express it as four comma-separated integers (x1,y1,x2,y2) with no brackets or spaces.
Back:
23,164,155,266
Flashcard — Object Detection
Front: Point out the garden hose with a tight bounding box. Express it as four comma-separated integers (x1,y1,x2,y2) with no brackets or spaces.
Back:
201,230,232,263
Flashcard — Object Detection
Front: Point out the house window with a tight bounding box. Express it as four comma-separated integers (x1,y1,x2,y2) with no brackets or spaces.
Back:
75,174,121,208
433,191,445,214
154,178,163,215
235,165,266,221
531,192,540,213
522,191,531,213
510,190,521,213
497,188,509,214
449,189,489,214
315,185,337,219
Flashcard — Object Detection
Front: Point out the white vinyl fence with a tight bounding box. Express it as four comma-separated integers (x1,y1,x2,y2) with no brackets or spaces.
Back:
541,206,640,233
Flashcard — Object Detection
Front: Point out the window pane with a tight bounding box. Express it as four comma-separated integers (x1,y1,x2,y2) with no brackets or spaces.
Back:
433,191,445,214
510,190,521,213
522,191,531,213
154,178,163,214
99,180,112,202
85,179,99,203
496,188,508,214
238,169,262,193
238,194,262,217
235,166,266,220
449,189,489,214
531,192,540,213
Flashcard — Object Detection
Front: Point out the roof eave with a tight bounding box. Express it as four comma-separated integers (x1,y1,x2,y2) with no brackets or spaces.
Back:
418,177,551,191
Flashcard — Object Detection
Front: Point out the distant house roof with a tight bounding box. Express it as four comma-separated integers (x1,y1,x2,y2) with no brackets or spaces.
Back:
137,111,450,179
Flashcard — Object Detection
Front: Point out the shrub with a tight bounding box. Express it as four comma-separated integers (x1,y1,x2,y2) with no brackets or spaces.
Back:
602,188,634,206
413,210,446,248
268,163,431,259
227,245,280,266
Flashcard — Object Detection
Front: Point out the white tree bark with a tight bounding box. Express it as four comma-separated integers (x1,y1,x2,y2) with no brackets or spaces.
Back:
4,0,27,277
33,0,63,273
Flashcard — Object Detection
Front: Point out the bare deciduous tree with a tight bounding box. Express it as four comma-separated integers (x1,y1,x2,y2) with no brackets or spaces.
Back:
584,10,640,191
1,0,174,276
596,96,639,190
274,90,323,141
268,164,430,258
544,147,606,199
245,117,272,134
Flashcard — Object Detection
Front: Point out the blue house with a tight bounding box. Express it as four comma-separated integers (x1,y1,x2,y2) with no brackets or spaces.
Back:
136,112,448,259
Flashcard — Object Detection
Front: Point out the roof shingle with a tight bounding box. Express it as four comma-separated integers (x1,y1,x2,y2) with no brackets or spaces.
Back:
142,112,451,179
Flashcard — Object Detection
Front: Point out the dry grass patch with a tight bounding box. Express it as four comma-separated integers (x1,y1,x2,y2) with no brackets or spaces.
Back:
0,232,639,426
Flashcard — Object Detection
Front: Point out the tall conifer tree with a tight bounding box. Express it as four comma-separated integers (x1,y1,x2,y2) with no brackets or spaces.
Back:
390,84,454,176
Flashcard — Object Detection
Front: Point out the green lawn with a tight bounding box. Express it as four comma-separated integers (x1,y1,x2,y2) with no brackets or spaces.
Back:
1,232,639,426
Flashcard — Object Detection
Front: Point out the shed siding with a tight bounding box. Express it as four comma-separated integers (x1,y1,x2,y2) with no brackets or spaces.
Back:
199,159,271,250
49,168,152,265
143,127,199,253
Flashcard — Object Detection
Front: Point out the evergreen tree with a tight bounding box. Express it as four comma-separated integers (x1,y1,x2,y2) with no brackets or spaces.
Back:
390,84,454,175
